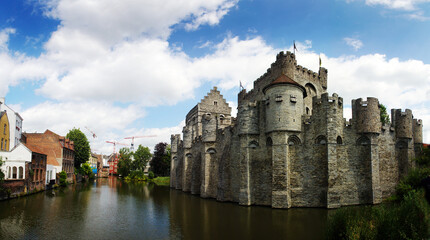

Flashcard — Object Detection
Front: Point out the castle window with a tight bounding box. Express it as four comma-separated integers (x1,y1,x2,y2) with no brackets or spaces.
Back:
315,135,327,145
266,137,273,147
186,153,192,158
337,136,343,145
249,140,259,149
220,114,225,120
275,95,283,102
356,136,370,145
306,107,310,115
290,95,297,103
207,148,217,154
288,135,301,146
265,97,270,105
214,101,218,106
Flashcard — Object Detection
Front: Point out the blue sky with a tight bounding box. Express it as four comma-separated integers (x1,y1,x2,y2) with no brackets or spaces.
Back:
1,0,429,153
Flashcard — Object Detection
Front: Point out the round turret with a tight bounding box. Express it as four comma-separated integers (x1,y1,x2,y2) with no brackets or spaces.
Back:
238,100,259,135
393,109,413,139
352,97,381,134
202,113,217,142
263,74,305,133
413,119,423,144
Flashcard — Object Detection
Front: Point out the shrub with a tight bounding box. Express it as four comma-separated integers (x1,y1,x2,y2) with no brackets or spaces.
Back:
148,171,155,179
59,171,68,187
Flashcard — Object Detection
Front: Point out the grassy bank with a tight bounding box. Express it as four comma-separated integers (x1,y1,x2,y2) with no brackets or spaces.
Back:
152,177,170,186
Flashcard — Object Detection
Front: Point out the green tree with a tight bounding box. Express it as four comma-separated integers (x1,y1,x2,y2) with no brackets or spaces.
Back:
66,128,90,169
133,145,152,171
0,156,5,182
117,147,132,177
150,142,171,176
379,104,390,125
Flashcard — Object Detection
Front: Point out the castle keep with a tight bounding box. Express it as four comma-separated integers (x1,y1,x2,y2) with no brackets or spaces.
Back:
170,51,424,208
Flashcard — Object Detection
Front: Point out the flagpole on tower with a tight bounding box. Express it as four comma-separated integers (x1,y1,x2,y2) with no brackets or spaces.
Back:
293,41,297,55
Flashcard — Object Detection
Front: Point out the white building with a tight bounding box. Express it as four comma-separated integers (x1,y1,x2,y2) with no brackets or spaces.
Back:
0,143,31,180
0,97,23,149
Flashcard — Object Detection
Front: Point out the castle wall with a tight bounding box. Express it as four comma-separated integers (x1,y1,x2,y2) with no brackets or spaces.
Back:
378,128,398,198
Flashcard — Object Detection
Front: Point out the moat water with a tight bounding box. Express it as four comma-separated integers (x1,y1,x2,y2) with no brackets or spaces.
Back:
0,177,329,239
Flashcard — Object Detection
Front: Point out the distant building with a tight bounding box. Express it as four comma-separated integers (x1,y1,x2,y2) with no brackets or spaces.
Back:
88,153,98,174
108,153,118,175
0,97,23,149
0,111,10,151
23,130,75,183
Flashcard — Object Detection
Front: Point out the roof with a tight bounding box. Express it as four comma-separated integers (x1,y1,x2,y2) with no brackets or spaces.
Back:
263,74,307,97
24,144,46,156
424,143,429,148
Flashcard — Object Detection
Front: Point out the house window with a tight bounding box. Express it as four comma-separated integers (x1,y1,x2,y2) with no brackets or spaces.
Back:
1,138,3,150
19,167,23,179
3,124,6,134
12,167,17,179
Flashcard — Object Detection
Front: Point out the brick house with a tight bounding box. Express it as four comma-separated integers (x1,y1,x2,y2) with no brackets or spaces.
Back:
25,144,47,191
23,130,75,183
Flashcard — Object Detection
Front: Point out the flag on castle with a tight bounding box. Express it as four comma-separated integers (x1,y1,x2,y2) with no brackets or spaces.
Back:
319,54,322,67
293,41,297,55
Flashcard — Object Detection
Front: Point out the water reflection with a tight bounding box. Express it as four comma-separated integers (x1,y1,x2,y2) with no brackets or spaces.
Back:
0,177,328,240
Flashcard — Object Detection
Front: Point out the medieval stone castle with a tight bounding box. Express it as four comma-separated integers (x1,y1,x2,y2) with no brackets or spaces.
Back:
170,51,423,208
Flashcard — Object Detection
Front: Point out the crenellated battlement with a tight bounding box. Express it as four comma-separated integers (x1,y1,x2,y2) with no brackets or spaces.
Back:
312,93,343,109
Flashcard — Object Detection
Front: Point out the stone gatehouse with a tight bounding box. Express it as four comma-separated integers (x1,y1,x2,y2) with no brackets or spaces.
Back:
170,51,423,208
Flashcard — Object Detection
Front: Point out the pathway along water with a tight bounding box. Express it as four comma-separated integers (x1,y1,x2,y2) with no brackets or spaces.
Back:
0,177,328,239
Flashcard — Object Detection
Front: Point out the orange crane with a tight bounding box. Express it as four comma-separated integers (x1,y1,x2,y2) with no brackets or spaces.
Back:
124,135,157,151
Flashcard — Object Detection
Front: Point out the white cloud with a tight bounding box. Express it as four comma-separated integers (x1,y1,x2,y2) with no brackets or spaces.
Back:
40,0,238,42
364,0,430,11
0,28,15,51
344,37,363,51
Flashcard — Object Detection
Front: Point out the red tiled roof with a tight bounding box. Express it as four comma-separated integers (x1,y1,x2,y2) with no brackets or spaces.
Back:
263,74,307,97
424,143,429,148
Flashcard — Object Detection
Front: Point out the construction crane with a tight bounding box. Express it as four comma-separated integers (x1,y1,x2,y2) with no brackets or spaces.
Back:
85,126,97,138
124,135,157,151
105,141,128,154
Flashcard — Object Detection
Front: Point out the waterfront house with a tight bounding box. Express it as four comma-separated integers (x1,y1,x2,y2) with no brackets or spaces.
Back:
23,130,75,183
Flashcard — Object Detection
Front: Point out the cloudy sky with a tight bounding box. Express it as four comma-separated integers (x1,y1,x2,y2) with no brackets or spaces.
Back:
1,0,429,154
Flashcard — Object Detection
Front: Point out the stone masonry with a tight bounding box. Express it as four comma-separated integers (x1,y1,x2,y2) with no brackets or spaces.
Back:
170,51,424,208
